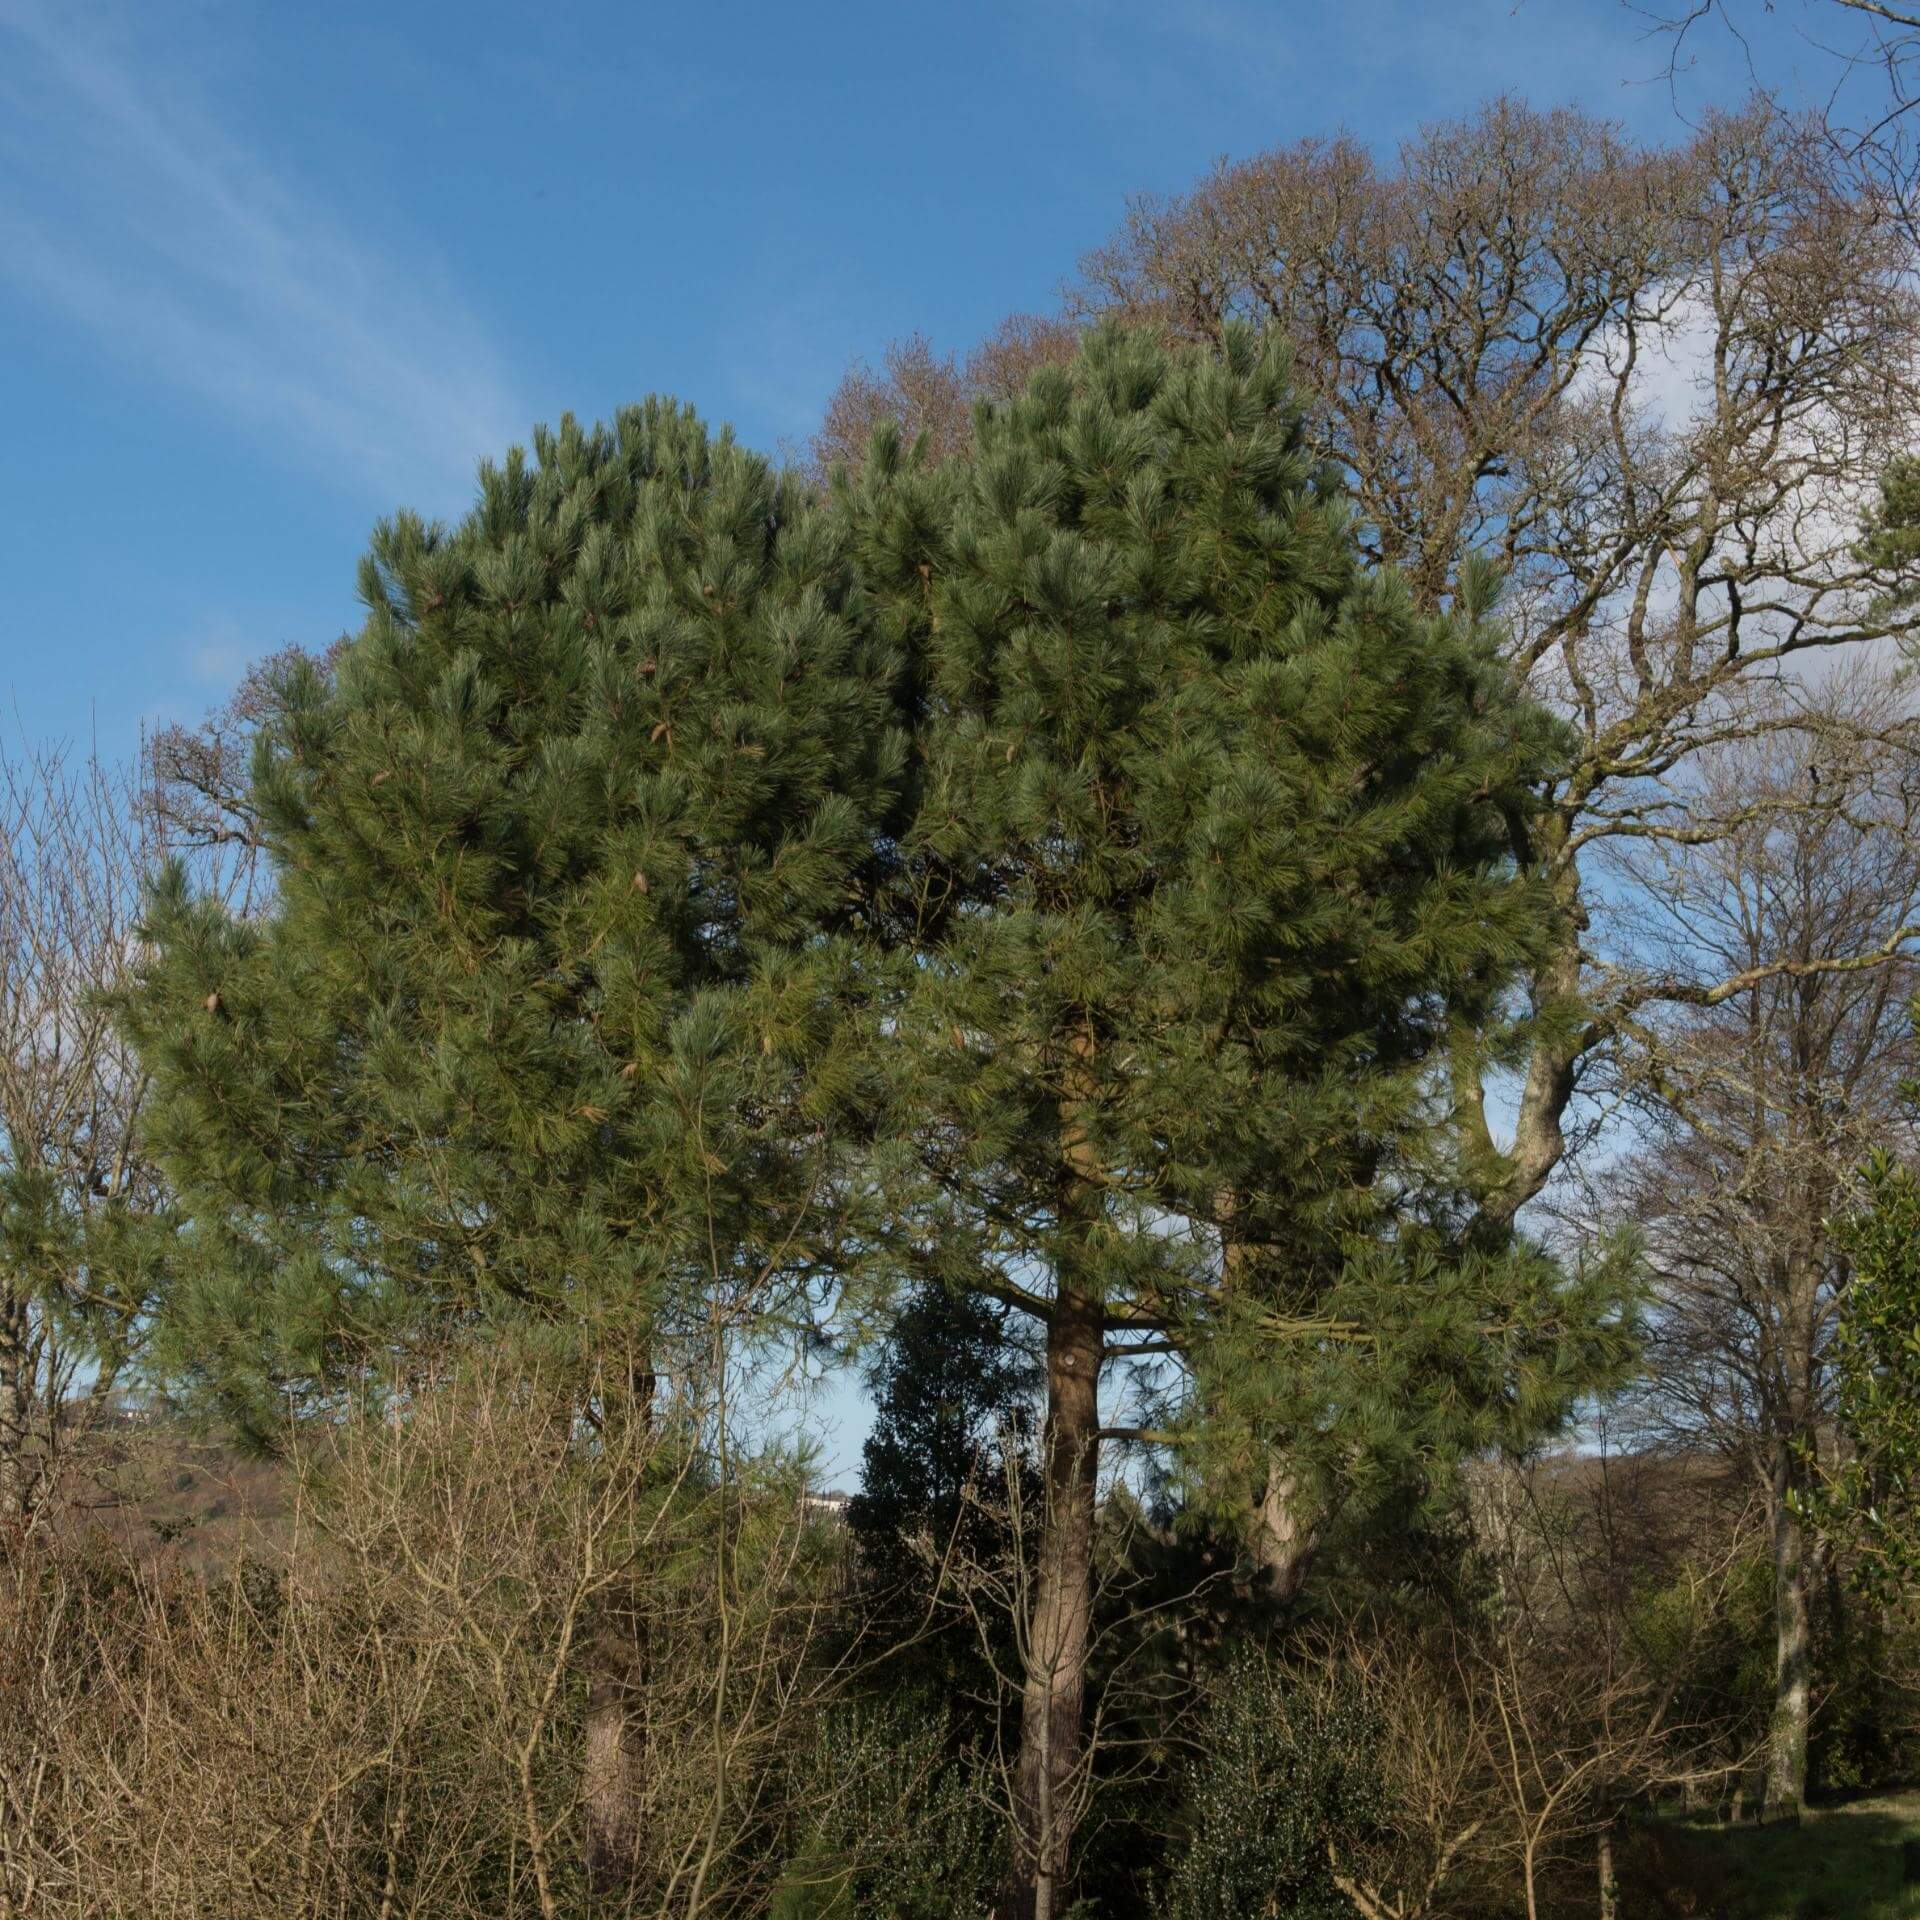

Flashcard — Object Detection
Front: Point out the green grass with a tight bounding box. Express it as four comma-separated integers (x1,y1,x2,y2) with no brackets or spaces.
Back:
1621,1790,1920,1919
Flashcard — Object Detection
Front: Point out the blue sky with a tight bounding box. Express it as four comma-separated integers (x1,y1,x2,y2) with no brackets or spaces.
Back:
0,0,1841,763
0,0,1845,1474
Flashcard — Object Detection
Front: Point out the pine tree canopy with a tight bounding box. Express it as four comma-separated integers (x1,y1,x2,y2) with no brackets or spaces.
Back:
120,404,906,1438
837,323,1622,1487
121,324,1627,1477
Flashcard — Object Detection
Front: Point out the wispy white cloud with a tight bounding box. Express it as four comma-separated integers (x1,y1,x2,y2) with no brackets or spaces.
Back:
0,0,524,507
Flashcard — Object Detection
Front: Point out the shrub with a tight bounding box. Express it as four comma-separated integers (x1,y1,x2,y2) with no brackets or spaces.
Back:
0,1350,855,1918
771,1703,1003,1918
1157,1650,1387,1920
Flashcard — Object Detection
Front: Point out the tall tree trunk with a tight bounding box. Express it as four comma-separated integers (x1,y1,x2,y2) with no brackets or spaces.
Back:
0,1290,32,1536
583,1617,644,1892
1006,1284,1103,1920
1253,1461,1324,1603
1765,1219,1824,1820
1477,877,1586,1232
1216,1192,1327,1603
582,1347,657,1891
1767,1474,1812,1815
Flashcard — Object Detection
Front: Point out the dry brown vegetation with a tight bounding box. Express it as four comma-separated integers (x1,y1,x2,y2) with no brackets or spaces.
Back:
0,1355,877,1920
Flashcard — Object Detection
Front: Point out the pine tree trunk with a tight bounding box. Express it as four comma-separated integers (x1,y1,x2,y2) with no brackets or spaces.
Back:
1005,1285,1102,1920
583,1619,643,1892
1767,1476,1812,1815
1253,1461,1323,1603
1216,1193,1325,1604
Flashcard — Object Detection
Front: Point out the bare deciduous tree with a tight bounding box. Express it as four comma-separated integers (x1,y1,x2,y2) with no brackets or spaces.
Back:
0,744,159,1538
1642,2,1920,238
1307,1625,1499,1920
142,647,322,864
1464,1446,1756,1919
0,1346,865,1920
1071,96,1920,1587
1601,667,1920,1809
0,684,272,1546
809,314,1080,482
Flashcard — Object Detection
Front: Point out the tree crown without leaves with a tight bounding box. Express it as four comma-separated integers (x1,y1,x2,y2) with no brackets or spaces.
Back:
0,747,177,1527
1064,97,1920,1224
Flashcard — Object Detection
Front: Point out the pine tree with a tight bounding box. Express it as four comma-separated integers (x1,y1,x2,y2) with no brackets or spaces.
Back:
838,324,1622,1917
118,401,906,1881
118,332,1635,1911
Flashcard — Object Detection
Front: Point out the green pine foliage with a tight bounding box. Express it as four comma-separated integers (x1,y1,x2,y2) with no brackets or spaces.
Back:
1856,456,1920,612
1197,1232,1641,1534
119,404,906,1437
838,320,1618,1506
113,326,1642,1914
817,323,1637,1906
846,1282,1035,1599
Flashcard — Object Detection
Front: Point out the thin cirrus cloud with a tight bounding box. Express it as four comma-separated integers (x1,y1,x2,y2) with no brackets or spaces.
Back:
0,0,524,509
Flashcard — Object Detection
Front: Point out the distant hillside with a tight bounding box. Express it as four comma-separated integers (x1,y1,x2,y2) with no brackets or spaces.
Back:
48,1417,293,1575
